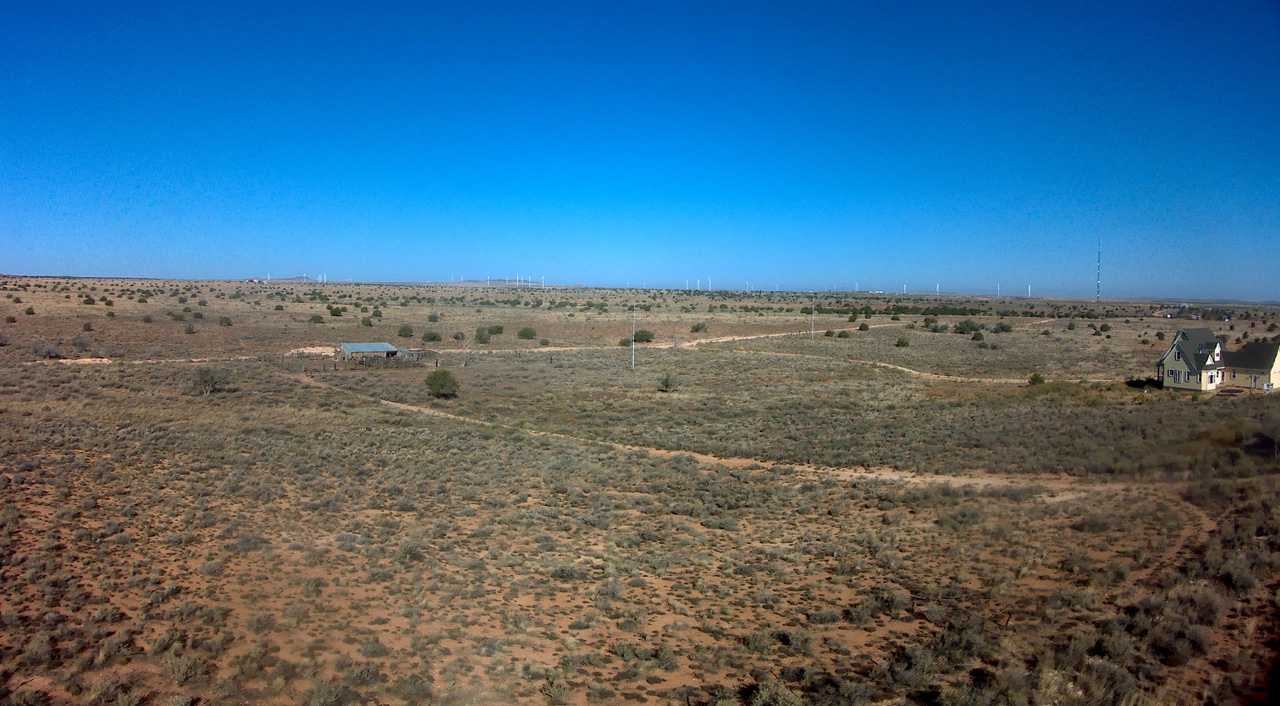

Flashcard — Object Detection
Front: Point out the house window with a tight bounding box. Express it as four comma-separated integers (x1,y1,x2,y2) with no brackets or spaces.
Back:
1175,350,1181,361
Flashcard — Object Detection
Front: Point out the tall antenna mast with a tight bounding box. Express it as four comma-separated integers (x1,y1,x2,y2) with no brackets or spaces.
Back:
631,301,636,370
1096,237,1101,302
810,292,815,339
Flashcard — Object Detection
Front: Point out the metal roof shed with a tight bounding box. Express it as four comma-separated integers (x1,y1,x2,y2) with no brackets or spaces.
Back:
339,342,399,360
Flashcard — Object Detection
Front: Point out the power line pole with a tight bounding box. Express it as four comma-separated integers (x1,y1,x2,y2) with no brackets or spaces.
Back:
810,292,815,339
631,301,636,370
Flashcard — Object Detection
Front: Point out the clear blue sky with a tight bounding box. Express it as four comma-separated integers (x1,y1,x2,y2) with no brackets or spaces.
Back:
2,1,1278,300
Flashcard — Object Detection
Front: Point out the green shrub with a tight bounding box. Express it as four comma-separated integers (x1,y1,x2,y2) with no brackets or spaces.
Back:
425,370,459,398
517,327,537,339
487,325,504,335
1029,373,1046,385
24,307,34,315
658,372,679,392
972,331,984,341
361,317,373,327
837,330,850,338
539,338,549,346
274,304,284,311
82,322,93,331
691,322,708,333
452,332,465,340
859,322,870,331
397,324,413,338
895,336,910,347
372,309,382,317
474,327,491,344
422,331,442,342
218,316,232,326
824,329,835,337
427,313,438,322
309,314,324,323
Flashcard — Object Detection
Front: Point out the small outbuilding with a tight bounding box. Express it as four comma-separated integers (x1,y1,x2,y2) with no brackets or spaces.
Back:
339,342,400,361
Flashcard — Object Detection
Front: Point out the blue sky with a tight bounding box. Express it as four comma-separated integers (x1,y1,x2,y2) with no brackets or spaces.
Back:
2,1,1278,300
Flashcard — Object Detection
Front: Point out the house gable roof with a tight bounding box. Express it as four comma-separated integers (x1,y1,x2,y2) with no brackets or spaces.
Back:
1223,341,1280,371
1160,328,1222,373
340,342,399,353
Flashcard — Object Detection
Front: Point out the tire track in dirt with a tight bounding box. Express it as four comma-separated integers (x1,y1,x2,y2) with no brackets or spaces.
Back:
372,396,1084,494
1132,499,1215,587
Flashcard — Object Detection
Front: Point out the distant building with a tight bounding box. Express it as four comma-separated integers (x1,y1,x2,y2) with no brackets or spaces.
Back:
1158,329,1279,392
338,342,399,361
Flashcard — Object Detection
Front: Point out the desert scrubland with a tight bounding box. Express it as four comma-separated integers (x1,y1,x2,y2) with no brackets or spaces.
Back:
1,277,1279,705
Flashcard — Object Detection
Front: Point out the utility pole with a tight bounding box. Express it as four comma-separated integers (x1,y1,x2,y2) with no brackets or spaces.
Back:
631,302,636,370
1028,284,1031,299
810,292,816,339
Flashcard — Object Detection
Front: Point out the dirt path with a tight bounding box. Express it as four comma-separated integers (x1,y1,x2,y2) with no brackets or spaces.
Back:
1132,500,1215,587
374,396,1083,493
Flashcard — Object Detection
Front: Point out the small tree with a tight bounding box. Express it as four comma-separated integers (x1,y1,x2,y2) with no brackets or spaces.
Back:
1029,373,1046,386
218,316,232,326
398,324,413,338
690,322,708,333
425,369,459,398
634,329,654,343
859,323,870,331
658,372,679,392
895,336,910,347
517,327,537,340
308,314,323,323
361,317,373,326
474,326,491,344
487,325,504,335
972,331,984,341
422,331,442,342
193,368,228,396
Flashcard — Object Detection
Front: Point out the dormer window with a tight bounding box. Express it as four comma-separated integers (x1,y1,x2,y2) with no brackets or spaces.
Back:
1175,349,1181,361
